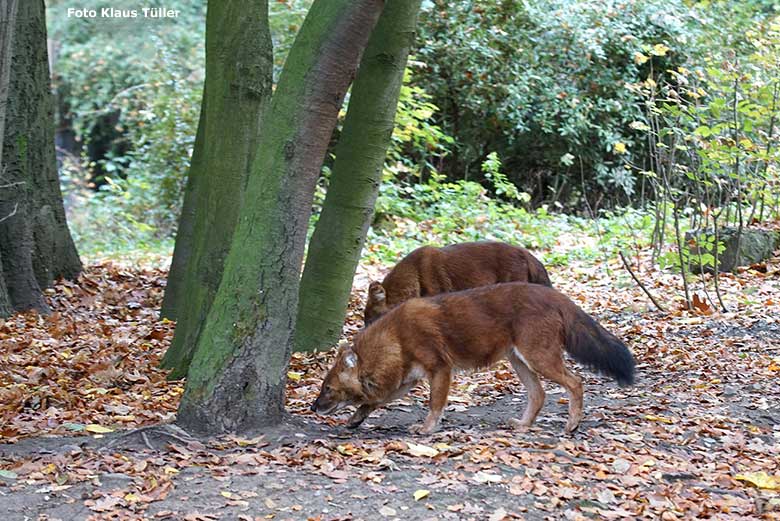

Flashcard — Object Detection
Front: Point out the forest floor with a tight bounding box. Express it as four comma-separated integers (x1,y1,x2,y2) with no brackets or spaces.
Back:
1,243,779,520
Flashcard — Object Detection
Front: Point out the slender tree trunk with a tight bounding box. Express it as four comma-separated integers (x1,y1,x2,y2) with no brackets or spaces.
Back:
160,1,273,378
0,0,18,317
0,0,81,315
160,90,207,321
295,0,422,352
0,251,10,317
178,0,385,435
0,0,17,159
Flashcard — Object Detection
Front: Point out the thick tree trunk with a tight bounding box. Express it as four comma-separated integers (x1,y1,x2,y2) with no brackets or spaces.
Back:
178,0,384,435
160,90,206,321
160,1,273,378
0,0,81,315
295,0,422,352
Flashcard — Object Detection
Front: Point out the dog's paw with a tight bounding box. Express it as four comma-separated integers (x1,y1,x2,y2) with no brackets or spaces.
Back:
409,423,438,435
508,418,532,432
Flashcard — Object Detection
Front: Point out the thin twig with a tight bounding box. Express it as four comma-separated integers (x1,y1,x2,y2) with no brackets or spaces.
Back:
619,251,667,313
141,431,154,451
0,202,17,223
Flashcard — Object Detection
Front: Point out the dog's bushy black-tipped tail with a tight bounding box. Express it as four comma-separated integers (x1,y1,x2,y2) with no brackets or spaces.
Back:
564,310,635,386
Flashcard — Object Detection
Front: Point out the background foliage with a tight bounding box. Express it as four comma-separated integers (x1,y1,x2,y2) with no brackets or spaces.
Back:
46,0,780,270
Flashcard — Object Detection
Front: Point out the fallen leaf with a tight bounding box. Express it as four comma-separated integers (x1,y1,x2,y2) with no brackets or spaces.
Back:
413,489,430,501
406,442,439,458
85,424,114,433
488,507,508,521
735,471,780,490
473,471,503,484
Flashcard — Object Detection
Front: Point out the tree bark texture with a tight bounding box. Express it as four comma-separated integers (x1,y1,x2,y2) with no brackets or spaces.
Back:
160,1,273,378
160,90,207,322
177,0,385,435
295,0,422,352
0,0,18,317
0,0,81,316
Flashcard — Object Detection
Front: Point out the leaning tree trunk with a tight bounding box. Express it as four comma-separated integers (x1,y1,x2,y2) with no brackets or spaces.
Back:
0,0,81,316
178,0,385,435
159,90,207,322
295,0,422,352
159,0,273,378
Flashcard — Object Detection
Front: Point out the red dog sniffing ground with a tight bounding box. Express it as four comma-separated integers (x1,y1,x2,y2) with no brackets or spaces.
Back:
314,282,635,434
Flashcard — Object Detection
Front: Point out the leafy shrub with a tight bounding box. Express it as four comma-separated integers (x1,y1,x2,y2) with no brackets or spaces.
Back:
414,0,696,206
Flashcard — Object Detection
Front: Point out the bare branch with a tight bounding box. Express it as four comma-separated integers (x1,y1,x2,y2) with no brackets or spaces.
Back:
619,250,667,313
0,202,18,223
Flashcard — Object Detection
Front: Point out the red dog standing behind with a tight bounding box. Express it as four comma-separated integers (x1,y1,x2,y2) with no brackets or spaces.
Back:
363,241,552,325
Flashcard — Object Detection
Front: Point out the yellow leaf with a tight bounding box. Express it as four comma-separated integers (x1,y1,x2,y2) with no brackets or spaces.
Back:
644,414,674,424
287,371,303,382
406,442,439,458
124,493,140,502
634,52,649,65
433,443,452,451
234,436,264,447
735,471,780,490
221,491,233,499
651,43,671,56
164,466,179,474
85,424,114,433
613,142,627,154
413,489,430,501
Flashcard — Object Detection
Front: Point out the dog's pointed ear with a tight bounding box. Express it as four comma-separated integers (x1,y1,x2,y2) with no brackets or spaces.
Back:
337,340,357,368
368,281,386,303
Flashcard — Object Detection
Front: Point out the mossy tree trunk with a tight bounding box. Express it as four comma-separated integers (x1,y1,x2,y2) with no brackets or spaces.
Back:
295,0,422,352
160,0,273,378
0,0,81,317
177,0,384,435
160,91,206,322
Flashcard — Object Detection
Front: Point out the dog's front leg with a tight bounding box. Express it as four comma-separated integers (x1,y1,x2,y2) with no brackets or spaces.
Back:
412,369,451,434
346,404,376,429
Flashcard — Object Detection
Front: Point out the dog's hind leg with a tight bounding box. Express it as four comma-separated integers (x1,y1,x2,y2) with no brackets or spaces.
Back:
507,349,545,431
531,353,583,434
412,369,451,435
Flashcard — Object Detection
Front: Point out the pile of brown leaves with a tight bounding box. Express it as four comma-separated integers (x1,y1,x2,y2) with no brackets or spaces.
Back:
0,263,181,440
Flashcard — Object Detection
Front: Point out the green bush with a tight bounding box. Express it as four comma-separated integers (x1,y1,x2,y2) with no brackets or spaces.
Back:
414,0,696,205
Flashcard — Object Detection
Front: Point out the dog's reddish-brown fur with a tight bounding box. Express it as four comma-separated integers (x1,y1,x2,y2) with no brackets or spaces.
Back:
363,241,552,325
313,283,635,434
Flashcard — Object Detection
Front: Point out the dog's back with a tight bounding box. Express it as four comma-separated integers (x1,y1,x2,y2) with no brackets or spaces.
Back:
364,241,551,324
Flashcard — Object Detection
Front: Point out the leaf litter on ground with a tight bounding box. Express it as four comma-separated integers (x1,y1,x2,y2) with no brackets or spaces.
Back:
1,238,779,519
